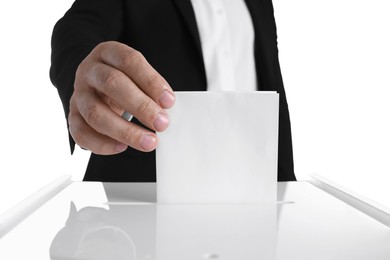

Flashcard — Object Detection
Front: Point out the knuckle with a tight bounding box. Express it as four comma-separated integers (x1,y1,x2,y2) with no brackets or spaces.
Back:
95,41,109,52
119,125,138,144
75,63,85,85
103,70,122,94
69,118,84,145
69,124,82,144
136,97,154,118
75,60,95,89
145,73,160,91
69,95,76,111
84,103,104,124
120,49,144,68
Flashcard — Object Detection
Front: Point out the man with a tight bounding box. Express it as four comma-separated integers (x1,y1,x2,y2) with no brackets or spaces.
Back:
50,0,296,182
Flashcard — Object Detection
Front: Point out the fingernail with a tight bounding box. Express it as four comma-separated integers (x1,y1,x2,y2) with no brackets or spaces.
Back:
159,90,175,108
115,143,128,152
153,112,170,131
140,134,157,151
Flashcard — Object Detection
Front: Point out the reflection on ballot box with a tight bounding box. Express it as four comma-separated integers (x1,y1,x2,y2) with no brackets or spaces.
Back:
50,182,277,260
50,203,156,260
156,204,276,259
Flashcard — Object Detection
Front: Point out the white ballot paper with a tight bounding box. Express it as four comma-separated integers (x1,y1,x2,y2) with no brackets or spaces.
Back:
156,91,279,204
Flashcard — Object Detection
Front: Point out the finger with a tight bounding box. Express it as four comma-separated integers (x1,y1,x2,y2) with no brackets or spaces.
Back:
97,41,175,109
76,90,159,152
85,62,170,132
69,111,128,155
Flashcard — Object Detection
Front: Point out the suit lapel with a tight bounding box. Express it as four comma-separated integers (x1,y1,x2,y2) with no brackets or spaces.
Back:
171,0,276,91
244,0,273,46
171,0,203,59
244,0,281,91
245,0,263,91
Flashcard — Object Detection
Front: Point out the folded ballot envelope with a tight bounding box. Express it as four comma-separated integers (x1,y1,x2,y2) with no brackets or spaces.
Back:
156,91,279,204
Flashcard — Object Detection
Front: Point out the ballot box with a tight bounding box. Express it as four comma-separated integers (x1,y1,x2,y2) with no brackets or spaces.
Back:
0,180,389,259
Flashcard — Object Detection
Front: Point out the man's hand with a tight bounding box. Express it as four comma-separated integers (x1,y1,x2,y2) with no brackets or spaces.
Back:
69,41,175,155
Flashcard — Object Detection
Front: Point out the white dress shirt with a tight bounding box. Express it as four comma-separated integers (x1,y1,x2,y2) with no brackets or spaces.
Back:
190,0,257,91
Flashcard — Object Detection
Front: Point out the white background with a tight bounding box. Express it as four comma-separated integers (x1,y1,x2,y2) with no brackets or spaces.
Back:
0,0,389,214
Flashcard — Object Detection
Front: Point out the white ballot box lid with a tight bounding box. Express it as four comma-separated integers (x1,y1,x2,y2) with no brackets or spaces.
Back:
0,180,390,260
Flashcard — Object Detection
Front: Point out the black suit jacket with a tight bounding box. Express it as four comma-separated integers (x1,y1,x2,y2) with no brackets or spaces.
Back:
50,0,296,182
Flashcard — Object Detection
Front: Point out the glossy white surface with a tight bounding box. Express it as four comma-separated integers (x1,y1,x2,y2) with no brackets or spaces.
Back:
0,175,72,238
0,182,389,259
310,174,390,227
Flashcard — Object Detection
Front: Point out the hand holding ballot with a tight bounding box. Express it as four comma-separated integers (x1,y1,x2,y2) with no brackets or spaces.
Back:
68,41,175,155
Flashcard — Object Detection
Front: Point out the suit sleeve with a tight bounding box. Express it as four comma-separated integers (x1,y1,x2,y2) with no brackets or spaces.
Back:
49,0,124,153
